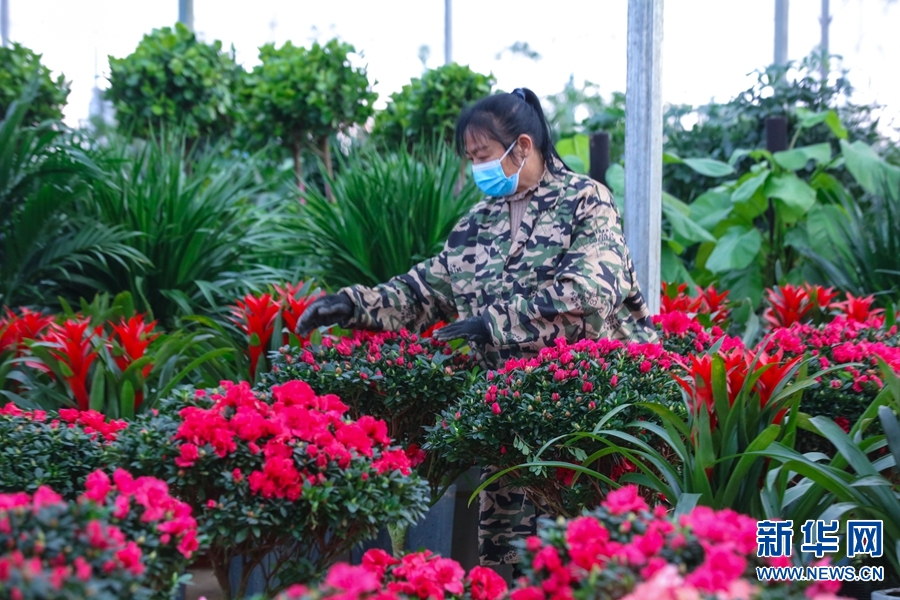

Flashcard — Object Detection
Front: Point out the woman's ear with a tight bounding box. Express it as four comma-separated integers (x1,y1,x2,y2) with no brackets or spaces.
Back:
516,134,535,159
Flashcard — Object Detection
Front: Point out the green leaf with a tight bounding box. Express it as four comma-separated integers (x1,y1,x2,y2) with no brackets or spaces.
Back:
705,226,763,273
772,143,832,171
89,365,106,412
765,173,818,223
120,380,135,420
605,163,625,198
689,190,733,230
663,195,715,244
682,158,734,178
840,140,900,200
731,170,770,204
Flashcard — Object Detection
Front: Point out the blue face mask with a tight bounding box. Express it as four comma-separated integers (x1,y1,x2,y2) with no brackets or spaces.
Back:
471,141,525,197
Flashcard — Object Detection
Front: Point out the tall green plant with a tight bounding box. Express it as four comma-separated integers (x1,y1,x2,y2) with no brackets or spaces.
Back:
757,359,900,578
82,130,293,325
372,63,495,150
800,141,900,304
289,144,482,290
0,85,144,310
106,23,242,143
240,39,377,187
0,42,70,125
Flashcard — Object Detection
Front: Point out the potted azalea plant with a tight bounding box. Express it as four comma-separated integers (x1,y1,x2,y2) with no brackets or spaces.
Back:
264,325,477,555
112,378,430,599
426,337,681,518
0,468,200,600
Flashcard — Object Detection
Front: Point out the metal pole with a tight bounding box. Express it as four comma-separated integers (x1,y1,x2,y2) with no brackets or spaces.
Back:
625,0,664,315
819,0,831,79
178,0,193,31
444,0,452,65
774,0,789,65
1,0,10,48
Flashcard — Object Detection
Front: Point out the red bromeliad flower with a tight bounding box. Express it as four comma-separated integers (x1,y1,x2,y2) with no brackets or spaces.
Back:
753,350,803,424
832,292,884,325
108,315,159,410
763,284,815,329
0,307,55,357
40,320,101,411
672,354,716,426
230,293,281,379
660,283,697,314
275,284,323,346
696,285,730,325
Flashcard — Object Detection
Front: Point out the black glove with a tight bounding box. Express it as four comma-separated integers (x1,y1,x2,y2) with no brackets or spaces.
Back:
295,293,354,337
432,316,490,345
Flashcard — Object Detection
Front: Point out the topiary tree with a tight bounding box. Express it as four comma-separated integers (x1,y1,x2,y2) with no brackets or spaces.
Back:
105,22,242,143
372,63,495,150
0,42,70,125
240,39,377,188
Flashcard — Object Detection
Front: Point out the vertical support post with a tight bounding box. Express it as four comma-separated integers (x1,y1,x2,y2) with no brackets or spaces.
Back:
765,116,788,153
625,0,664,315
589,132,610,187
774,0,789,65
178,0,193,31
444,0,452,65
819,0,831,80
1,0,10,48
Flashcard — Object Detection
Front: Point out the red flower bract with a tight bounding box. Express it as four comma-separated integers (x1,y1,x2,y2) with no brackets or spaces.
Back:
108,315,159,409
40,319,101,411
230,293,281,380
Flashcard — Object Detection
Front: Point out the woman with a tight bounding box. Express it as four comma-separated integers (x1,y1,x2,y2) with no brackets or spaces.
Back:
296,87,657,569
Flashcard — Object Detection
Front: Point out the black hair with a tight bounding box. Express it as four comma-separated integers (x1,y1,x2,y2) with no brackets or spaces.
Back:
454,87,569,175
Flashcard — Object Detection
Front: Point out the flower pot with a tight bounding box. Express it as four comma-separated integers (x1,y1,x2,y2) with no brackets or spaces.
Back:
871,588,900,600
352,483,458,560
227,552,277,599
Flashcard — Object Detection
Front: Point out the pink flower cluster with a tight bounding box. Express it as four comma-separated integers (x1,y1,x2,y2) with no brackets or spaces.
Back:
512,485,840,600
277,549,508,600
494,337,675,380
172,380,411,501
0,486,145,596
82,469,199,558
761,320,900,392
0,404,127,441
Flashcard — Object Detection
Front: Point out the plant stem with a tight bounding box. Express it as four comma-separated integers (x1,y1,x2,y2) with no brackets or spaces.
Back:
291,142,305,193
387,522,408,558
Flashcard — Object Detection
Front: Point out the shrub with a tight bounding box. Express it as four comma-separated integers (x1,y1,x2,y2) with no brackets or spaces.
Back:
0,469,200,600
112,379,430,599
0,90,143,310
0,486,149,599
425,338,679,517
106,23,242,142
240,39,377,186
0,42,70,125
372,64,495,150
265,549,507,600
513,485,842,600
0,404,123,500
290,143,482,290
80,468,199,599
263,327,477,496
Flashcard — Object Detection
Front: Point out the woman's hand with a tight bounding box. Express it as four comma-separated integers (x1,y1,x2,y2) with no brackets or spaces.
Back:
295,293,354,337
432,316,490,345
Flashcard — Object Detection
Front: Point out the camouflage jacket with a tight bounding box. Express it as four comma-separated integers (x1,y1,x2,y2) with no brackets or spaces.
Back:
339,160,657,367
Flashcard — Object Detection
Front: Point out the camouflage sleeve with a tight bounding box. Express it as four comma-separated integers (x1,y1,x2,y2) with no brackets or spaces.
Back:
338,251,458,334
482,184,632,351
